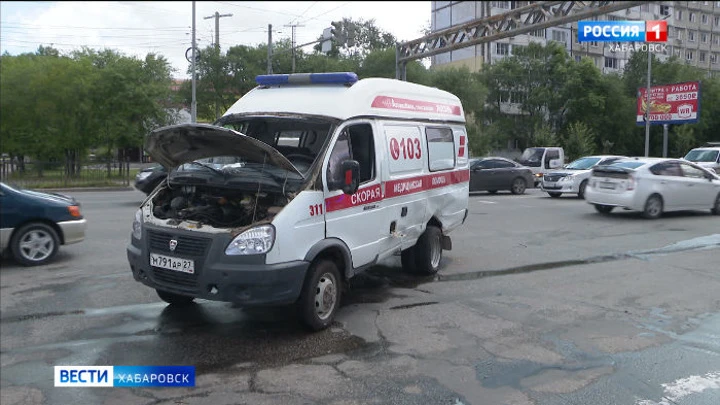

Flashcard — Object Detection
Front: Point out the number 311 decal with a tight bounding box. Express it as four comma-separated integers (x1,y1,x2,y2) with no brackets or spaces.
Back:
309,204,324,216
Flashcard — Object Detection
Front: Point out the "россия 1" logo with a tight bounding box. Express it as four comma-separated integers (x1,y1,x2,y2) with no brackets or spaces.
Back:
578,20,667,43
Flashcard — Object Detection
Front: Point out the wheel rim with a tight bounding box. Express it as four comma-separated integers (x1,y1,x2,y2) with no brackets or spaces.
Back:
430,232,442,269
314,272,337,321
513,179,525,194
647,197,662,217
19,229,54,262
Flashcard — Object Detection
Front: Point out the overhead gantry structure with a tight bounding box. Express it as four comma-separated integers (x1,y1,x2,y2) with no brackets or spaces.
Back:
395,1,651,79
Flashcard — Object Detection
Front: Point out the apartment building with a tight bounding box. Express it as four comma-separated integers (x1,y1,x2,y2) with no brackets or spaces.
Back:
430,1,720,74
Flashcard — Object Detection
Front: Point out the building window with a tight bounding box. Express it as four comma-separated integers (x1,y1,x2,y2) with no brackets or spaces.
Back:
491,1,510,8
702,14,709,24
712,53,719,64
700,52,707,62
496,43,510,55
689,30,696,41
604,57,618,69
677,29,684,40
511,44,525,55
660,5,670,16
676,10,683,20
686,50,694,61
714,34,720,45
551,30,567,43
529,28,545,37
702,32,709,43
674,49,681,58
715,16,720,26
690,12,696,22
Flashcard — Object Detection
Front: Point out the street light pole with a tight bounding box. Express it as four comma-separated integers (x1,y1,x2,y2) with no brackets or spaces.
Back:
644,50,651,157
191,1,197,124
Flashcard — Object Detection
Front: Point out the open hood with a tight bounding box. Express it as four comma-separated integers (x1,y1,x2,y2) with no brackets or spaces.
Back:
145,123,303,177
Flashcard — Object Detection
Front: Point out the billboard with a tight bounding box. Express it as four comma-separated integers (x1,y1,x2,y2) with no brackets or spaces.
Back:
636,81,700,125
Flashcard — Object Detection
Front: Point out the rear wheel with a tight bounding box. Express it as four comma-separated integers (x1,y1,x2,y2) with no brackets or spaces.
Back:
578,180,588,199
156,289,194,306
297,259,341,331
548,192,562,198
10,222,60,266
511,178,526,195
594,204,614,214
711,193,720,215
642,194,663,219
413,225,443,275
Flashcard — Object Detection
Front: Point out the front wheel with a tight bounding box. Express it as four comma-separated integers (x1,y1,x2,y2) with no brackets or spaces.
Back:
156,289,195,306
578,180,588,199
10,222,60,266
511,178,526,195
297,259,342,331
642,194,663,219
711,193,720,215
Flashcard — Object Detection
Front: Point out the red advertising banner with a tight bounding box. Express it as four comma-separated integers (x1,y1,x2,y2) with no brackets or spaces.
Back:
636,81,700,125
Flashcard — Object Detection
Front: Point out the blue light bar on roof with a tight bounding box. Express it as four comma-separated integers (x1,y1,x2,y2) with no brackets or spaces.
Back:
256,72,358,86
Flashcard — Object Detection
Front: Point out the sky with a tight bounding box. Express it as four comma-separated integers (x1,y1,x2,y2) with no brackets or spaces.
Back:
0,1,431,78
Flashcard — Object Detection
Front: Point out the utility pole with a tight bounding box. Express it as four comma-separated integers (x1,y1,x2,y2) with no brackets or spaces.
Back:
267,24,273,74
205,11,233,50
284,23,305,73
191,1,197,124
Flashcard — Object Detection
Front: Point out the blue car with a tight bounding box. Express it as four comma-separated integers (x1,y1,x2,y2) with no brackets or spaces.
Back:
0,182,87,266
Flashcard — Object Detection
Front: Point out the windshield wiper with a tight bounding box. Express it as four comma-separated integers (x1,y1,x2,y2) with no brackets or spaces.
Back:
186,161,226,177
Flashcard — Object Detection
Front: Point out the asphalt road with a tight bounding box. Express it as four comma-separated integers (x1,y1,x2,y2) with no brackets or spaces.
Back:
1,187,719,405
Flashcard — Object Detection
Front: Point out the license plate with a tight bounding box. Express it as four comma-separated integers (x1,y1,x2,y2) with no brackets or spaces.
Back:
599,182,616,190
544,182,556,187
150,253,195,274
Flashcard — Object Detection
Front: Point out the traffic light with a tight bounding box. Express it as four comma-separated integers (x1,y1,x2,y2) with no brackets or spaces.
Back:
330,21,346,44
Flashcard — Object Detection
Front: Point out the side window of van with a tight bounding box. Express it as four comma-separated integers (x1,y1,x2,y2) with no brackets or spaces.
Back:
326,124,376,191
544,150,560,168
426,127,455,171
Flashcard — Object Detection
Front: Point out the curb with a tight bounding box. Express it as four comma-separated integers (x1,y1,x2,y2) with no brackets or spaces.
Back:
39,187,136,193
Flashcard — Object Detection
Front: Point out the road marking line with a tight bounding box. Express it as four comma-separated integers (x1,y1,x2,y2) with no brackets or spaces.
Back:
473,200,497,204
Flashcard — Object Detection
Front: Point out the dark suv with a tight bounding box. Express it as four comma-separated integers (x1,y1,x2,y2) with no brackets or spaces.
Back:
134,165,167,195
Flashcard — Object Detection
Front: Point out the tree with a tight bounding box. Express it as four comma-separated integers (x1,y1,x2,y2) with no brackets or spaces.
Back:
564,121,596,161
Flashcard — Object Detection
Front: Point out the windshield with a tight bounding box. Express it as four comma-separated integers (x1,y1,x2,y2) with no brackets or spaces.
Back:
684,149,719,163
566,157,601,170
518,148,544,167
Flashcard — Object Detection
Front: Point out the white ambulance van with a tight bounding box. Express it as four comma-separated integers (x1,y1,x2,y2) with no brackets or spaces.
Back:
127,72,470,330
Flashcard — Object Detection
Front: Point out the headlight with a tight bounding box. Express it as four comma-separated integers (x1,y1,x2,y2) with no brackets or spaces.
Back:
132,209,143,240
136,171,152,181
225,225,275,255
560,176,575,182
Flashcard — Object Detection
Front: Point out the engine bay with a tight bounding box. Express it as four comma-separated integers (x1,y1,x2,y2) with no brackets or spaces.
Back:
150,184,286,228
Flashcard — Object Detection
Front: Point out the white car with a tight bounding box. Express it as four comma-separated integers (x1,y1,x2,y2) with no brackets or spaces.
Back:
585,157,720,219
683,146,720,174
541,155,626,199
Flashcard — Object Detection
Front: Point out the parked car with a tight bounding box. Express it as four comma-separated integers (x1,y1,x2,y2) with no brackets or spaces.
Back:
541,155,626,199
469,157,534,194
134,164,167,195
0,182,87,266
585,157,720,219
682,146,720,174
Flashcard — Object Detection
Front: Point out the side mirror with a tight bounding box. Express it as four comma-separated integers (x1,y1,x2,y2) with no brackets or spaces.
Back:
340,160,360,195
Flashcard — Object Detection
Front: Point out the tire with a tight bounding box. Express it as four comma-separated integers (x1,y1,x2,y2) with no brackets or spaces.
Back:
297,259,342,331
510,178,526,195
578,180,588,200
594,204,614,214
548,192,562,198
10,222,60,266
711,193,720,215
401,246,417,273
156,289,195,306
487,190,498,194
642,194,663,219
413,225,443,276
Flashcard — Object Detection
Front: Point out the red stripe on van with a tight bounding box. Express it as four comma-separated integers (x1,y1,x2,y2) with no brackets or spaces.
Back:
371,96,462,116
325,169,469,212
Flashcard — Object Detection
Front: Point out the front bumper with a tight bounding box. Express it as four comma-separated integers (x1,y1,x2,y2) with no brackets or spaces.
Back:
127,225,309,306
58,219,87,245
541,182,577,193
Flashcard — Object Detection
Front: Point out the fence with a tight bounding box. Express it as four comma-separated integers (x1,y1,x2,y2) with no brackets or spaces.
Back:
0,158,133,189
